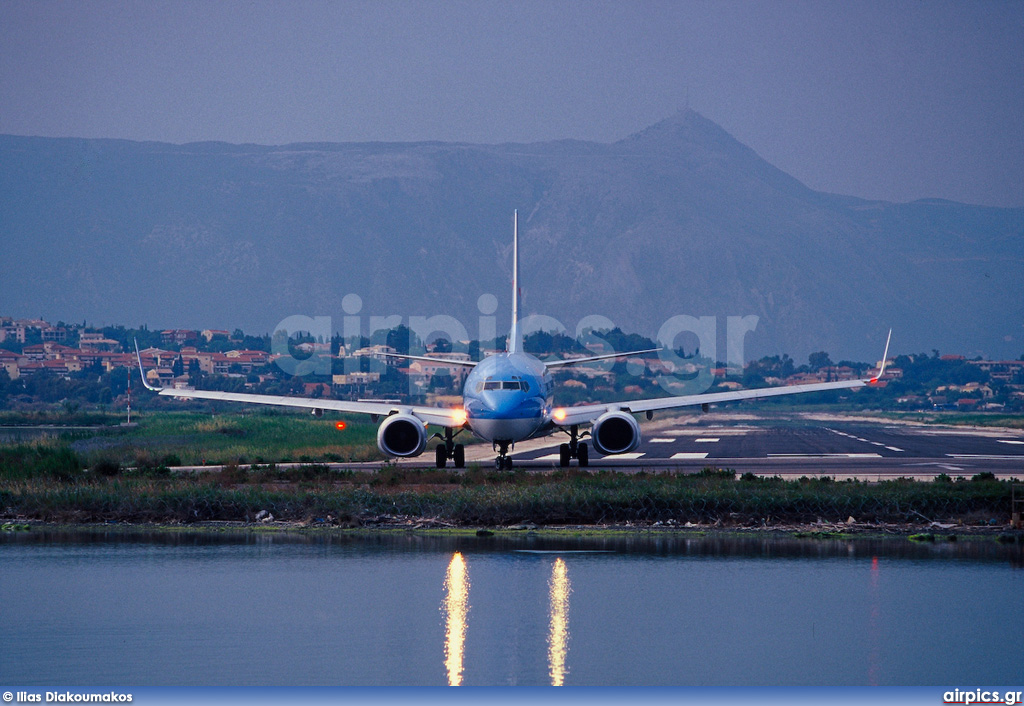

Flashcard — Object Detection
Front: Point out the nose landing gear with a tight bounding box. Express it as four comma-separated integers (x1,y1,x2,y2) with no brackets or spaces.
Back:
494,440,513,470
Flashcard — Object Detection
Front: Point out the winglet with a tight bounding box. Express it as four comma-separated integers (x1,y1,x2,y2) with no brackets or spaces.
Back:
869,329,892,384
134,338,162,392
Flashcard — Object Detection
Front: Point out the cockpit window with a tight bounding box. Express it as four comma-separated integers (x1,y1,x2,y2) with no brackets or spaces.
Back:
479,380,523,391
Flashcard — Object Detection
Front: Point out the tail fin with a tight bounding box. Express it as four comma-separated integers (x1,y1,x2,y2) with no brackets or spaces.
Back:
508,210,522,354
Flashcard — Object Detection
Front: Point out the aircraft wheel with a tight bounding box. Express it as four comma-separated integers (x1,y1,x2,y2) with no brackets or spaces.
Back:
453,444,465,468
435,445,447,468
577,442,589,467
559,443,571,467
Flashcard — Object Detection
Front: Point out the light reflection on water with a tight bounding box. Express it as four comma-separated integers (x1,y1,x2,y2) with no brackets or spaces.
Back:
442,552,469,686
1,530,1021,686
547,557,571,686
441,552,572,686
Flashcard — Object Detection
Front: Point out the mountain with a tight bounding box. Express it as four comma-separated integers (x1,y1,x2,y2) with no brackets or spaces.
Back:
2,111,1022,362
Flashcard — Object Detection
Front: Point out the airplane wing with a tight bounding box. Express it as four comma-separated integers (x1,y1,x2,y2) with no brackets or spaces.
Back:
154,388,465,427
544,348,662,369
384,353,478,367
551,377,868,427
551,330,892,427
134,341,464,427
389,347,661,369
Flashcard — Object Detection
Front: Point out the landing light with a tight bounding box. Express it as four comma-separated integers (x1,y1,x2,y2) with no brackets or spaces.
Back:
553,408,567,422
335,421,347,431
452,408,468,426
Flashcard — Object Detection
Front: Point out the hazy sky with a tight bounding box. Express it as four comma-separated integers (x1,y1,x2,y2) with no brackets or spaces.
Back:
2,0,1022,207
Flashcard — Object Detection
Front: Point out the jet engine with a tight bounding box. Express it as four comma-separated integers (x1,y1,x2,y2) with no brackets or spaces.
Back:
590,411,641,455
376,414,427,457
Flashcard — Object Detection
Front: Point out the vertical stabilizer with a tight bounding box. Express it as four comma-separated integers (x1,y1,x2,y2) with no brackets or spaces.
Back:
508,210,522,354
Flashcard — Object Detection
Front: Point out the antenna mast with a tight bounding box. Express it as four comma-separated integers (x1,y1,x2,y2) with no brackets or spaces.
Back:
126,358,132,425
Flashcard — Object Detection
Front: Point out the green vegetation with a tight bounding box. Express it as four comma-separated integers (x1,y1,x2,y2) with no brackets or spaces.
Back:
0,410,383,467
1,445,1014,527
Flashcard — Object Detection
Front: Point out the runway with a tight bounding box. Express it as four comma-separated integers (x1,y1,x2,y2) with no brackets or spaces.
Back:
172,414,1024,480
453,414,1024,480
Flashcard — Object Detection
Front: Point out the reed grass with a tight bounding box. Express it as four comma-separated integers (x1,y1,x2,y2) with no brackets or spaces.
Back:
0,458,1014,527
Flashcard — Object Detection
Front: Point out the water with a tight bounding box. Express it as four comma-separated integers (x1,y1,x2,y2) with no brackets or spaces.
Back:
1,531,1021,686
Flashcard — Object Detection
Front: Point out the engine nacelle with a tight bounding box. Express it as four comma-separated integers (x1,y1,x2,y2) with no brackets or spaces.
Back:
376,414,427,458
590,411,641,455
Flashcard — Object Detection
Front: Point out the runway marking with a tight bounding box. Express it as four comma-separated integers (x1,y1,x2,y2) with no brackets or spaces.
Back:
768,453,883,458
694,438,720,443
998,440,1024,445
915,429,1014,437
885,446,905,452
664,428,753,435
650,438,676,443
670,452,709,460
530,451,652,462
905,462,964,471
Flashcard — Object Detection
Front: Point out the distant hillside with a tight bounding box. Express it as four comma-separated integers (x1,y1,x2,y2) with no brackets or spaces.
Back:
2,111,1022,361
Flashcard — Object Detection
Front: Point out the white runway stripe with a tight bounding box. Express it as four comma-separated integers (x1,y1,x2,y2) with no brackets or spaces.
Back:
768,453,882,458
650,438,676,443
670,452,709,459
694,437,720,443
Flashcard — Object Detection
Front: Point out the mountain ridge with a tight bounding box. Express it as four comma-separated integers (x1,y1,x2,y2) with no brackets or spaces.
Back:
1,111,1022,362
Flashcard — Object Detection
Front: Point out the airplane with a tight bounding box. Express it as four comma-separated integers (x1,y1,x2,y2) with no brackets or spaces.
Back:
137,211,891,470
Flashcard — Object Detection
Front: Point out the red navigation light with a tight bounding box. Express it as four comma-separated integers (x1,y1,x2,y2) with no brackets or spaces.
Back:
335,421,347,431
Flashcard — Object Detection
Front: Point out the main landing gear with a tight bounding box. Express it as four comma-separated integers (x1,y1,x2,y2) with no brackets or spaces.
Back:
558,425,589,467
434,427,465,469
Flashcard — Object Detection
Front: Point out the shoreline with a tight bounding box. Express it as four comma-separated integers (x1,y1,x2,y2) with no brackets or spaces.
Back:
4,518,1022,541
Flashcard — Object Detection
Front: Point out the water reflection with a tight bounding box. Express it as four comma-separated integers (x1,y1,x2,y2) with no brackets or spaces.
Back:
5,531,1020,686
4,528,1020,566
868,556,880,685
548,557,571,686
442,552,469,686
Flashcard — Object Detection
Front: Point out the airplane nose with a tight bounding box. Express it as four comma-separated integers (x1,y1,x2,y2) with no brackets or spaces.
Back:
470,391,540,418
482,392,518,415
